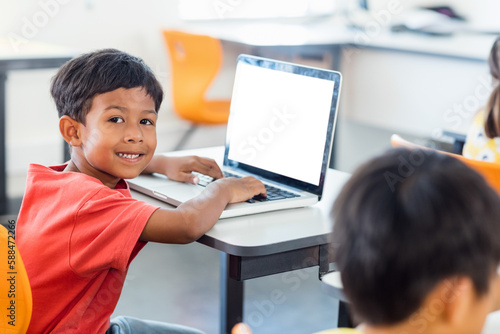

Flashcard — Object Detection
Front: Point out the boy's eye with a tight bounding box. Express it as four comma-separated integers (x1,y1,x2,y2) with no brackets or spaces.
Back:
109,117,124,123
140,119,154,125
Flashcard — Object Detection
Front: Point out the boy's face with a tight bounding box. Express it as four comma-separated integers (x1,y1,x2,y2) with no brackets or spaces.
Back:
72,87,157,187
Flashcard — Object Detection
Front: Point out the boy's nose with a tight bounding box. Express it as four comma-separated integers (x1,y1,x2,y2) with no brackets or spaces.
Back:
124,125,143,143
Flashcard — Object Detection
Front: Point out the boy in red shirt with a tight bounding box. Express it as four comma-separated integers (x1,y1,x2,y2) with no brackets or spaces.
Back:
16,49,266,333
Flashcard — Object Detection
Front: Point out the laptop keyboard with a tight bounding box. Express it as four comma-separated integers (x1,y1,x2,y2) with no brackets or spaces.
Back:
194,172,216,187
192,172,300,202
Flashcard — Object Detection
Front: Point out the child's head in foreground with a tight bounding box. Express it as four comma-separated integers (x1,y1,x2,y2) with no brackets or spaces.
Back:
51,49,164,184
332,147,500,333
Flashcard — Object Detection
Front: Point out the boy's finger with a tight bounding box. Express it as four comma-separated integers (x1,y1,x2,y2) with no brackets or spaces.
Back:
243,177,267,196
177,172,199,184
193,159,223,179
257,183,267,196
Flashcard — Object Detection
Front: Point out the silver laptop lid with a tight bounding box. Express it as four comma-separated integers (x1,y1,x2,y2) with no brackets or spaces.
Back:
223,54,342,199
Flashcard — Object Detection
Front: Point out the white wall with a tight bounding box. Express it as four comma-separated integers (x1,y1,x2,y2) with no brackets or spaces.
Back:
1,0,181,68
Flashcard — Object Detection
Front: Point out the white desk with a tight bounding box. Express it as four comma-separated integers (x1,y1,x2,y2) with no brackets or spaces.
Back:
131,146,351,334
181,18,354,47
322,271,346,302
0,40,75,214
321,271,352,327
179,19,495,60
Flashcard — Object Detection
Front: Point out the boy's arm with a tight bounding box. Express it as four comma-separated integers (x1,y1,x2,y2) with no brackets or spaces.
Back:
139,177,266,244
142,155,223,184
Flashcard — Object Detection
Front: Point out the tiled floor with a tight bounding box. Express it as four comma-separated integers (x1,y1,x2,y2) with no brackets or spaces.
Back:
5,118,500,333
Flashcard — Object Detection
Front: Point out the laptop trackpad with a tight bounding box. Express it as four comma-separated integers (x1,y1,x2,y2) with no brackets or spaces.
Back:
154,182,204,204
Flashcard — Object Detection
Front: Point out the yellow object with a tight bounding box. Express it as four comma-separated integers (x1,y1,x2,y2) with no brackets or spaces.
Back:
462,110,500,163
0,224,32,333
231,322,361,334
391,134,500,195
313,329,362,334
161,30,231,125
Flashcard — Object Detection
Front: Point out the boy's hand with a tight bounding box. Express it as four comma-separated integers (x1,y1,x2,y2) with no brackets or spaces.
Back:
143,155,223,184
210,176,267,203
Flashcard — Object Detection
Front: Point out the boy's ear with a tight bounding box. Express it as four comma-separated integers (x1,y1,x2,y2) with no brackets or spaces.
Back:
438,277,476,325
59,115,82,147
490,274,500,312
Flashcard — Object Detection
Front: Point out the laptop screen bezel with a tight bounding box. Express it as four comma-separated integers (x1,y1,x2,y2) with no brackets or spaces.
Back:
223,54,342,200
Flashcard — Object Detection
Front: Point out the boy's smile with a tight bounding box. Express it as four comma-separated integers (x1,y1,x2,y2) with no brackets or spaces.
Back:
64,87,157,188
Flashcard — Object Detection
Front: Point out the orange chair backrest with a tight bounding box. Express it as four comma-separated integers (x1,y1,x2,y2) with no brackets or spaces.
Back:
162,30,225,122
391,134,500,195
0,225,32,333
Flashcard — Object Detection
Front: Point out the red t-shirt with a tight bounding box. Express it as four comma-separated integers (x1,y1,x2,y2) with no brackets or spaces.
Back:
16,164,159,333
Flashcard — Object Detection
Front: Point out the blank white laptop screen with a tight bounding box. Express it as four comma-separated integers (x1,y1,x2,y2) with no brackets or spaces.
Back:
127,54,342,219
227,61,335,186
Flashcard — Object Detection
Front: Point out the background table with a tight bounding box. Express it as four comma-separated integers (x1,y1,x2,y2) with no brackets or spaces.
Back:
175,23,497,172
0,40,74,214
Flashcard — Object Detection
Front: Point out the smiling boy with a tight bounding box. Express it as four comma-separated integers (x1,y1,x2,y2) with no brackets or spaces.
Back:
16,49,266,333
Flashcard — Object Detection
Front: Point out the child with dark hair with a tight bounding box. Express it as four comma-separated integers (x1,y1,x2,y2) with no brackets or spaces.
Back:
463,35,500,161
331,147,500,334
16,49,266,333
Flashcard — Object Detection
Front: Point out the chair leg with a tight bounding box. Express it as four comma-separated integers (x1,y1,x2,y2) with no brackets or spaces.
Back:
338,300,354,328
173,124,197,151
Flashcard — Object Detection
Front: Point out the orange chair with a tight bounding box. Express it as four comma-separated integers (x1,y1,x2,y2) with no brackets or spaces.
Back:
391,134,500,195
0,224,32,333
161,30,231,150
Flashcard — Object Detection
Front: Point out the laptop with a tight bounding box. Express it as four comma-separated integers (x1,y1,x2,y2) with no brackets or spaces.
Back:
128,54,342,218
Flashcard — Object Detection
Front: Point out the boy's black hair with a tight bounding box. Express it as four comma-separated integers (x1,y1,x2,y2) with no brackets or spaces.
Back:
332,147,500,325
51,48,163,124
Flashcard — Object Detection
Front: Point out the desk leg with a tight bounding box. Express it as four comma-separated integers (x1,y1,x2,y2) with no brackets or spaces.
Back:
0,73,7,215
220,252,244,334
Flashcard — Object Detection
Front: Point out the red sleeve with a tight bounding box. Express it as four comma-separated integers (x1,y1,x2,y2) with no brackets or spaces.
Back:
68,187,159,276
